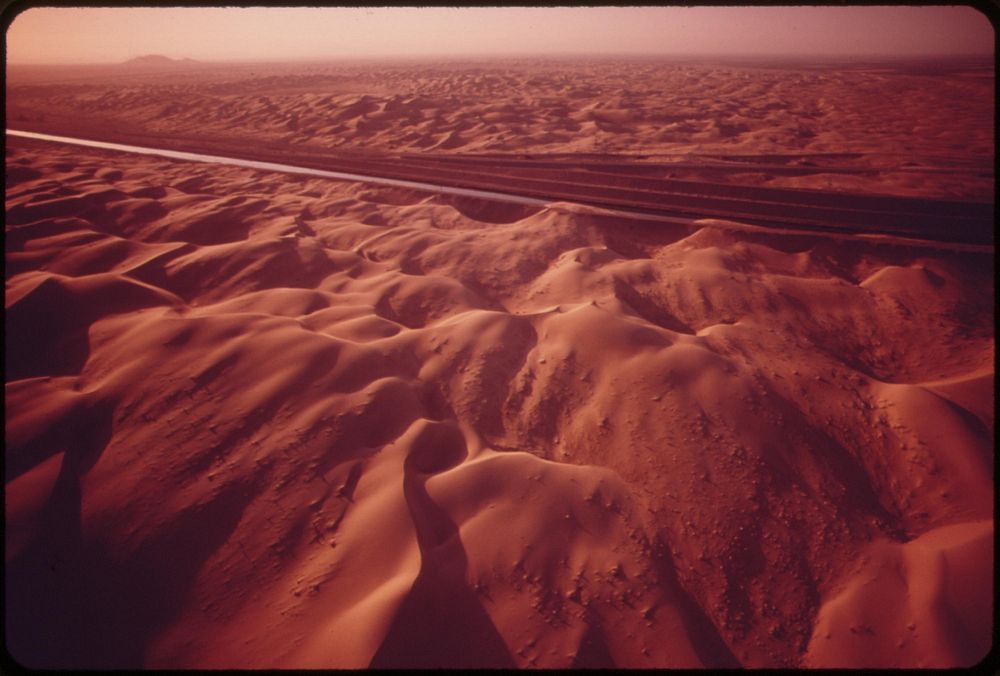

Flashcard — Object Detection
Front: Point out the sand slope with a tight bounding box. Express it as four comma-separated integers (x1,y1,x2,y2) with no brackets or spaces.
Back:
4,137,994,668
7,57,994,200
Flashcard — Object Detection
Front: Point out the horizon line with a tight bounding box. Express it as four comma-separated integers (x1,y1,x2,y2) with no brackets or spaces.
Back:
8,51,996,67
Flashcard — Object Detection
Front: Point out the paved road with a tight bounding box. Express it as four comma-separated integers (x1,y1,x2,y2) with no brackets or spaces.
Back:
7,128,993,246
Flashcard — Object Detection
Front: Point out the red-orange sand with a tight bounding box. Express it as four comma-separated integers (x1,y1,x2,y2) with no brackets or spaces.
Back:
5,58,995,669
7,57,995,199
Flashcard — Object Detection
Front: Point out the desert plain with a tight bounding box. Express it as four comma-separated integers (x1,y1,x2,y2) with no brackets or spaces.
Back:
5,55,995,669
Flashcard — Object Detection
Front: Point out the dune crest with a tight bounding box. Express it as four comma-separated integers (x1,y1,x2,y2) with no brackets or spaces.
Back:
4,57,994,670
7,57,993,200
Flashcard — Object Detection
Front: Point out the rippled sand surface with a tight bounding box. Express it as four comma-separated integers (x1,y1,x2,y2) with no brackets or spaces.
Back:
5,57,994,669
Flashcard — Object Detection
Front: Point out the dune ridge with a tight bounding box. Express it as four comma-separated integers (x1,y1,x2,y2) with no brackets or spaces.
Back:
5,135,993,668
7,58,993,200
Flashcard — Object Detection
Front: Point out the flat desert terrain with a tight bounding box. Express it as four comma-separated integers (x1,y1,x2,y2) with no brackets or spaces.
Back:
5,57,995,669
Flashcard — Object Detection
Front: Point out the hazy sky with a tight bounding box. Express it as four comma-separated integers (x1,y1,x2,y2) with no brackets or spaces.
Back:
6,6,995,64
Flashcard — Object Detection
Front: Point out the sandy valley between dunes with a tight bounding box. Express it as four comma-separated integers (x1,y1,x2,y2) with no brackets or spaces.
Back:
5,57,994,669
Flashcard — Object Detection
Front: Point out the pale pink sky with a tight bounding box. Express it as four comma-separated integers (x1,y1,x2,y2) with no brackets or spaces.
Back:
6,6,995,65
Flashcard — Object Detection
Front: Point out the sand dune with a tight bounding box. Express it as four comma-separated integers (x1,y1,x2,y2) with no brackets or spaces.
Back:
5,133,993,668
7,57,994,200
804,519,993,668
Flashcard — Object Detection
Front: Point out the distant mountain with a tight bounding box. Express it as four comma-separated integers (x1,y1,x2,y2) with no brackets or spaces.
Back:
121,55,201,68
